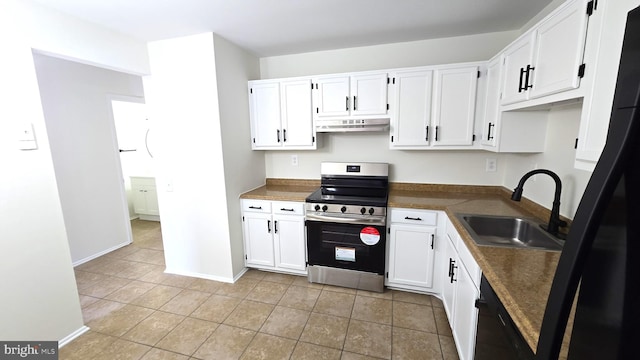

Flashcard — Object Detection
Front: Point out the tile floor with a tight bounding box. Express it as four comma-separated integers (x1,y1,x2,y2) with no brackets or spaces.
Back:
61,219,460,360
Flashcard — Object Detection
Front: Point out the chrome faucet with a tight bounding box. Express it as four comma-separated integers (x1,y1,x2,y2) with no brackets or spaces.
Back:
511,169,567,238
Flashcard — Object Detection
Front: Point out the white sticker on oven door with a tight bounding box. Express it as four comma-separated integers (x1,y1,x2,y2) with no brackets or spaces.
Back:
360,226,380,245
335,247,356,262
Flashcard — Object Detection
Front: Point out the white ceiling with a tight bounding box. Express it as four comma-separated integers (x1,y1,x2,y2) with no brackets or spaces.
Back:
31,0,555,57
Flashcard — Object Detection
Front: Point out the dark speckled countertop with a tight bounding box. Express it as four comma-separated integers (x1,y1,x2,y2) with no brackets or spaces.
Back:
240,180,572,354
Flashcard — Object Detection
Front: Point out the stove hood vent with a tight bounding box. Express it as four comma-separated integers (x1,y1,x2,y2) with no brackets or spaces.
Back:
316,118,390,133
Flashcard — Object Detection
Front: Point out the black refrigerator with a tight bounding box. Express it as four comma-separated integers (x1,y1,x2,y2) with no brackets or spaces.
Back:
535,5,640,360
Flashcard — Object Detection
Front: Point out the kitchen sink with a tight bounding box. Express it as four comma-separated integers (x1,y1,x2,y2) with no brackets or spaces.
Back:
455,214,563,251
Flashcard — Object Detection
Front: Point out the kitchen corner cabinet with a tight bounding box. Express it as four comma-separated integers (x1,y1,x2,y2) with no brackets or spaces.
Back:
241,199,307,275
501,0,590,105
131,177,160,220
389,64,479,149
248,78,316,150
480,55,548,153
443,217,481,360
386,208,437,291
312,72,388,119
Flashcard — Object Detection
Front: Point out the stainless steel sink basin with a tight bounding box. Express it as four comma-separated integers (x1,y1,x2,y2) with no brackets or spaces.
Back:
455,214,563,251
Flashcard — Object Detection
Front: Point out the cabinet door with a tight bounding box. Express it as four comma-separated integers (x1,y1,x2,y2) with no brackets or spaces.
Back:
249,82,282,148
442,235,458,322
389,69,433,147
351,73,388,116
453,264,480,360
387,224,436,289
432,66,478,146
280,79,315,148
132,188,148,214
144,187,160,216
314,76,350,118
501,34,535,105
273,214,306,272
481,57,502,148
243,212,275,267
529,0,589,99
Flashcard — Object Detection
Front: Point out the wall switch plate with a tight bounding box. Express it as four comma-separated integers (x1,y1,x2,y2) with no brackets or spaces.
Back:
291,155,298,166
17,123,38,150
165,180,173,192
485,158,497,172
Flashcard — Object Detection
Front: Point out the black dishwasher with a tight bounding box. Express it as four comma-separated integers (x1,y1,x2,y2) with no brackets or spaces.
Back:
475,275,535,360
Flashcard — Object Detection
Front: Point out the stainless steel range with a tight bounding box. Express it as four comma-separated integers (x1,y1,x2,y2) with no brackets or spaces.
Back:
305,162,389,292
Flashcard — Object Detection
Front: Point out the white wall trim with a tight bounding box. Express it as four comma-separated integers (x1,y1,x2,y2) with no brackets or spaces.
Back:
72,241,130,267
164,267,247,284
58,326,90,348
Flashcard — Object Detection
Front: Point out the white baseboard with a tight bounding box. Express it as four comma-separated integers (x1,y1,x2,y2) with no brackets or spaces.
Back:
72,241,131,267
163,268,236,284
137,214,160,222
59,325,90,348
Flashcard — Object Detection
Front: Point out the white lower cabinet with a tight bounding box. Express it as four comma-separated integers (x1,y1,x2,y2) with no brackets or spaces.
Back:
131,177,160,220
241,199,307,275
443,217,481,360
386,208,437,291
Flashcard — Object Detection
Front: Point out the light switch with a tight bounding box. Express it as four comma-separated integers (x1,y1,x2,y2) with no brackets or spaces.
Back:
17,123,35,141
18,123,38,150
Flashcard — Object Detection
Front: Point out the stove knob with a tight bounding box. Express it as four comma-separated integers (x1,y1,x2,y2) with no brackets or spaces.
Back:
341,206,347,213
360,207,366,214
314,205,320,211
322,205,328,212
368,208,375,215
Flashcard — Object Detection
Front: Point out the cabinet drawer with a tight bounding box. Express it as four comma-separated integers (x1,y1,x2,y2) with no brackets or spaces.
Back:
242,199,272,213
390,208,438,226
272,201,304,215
458,239,481,289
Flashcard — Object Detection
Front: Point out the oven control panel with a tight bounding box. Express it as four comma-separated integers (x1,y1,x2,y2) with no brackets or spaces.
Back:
305,203,387,216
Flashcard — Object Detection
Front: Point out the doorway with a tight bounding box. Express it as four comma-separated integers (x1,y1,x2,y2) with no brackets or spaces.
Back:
110,99,161,223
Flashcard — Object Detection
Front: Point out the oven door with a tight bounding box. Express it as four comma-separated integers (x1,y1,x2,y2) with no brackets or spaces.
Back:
305,215,386,275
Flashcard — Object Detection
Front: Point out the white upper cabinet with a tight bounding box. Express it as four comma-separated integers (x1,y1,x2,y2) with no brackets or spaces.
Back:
500,34,535,105
480,56,502,148
500,0,590,106
351,73,389,116
389,69,433,147
575,0,640,170
389,64,479,149
280,79,315,147
249,81,281,148
432,65,478,146
313,72,388,119
529,0,589,99
480,55,548,153
248,78,315,150
314,76,351,118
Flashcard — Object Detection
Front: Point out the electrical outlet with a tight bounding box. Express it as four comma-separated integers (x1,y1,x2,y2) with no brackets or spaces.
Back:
291,155,298,166
532,163,538,181
485,158,497,172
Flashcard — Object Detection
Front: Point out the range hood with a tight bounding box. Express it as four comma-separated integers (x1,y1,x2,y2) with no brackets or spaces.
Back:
315,118,390,133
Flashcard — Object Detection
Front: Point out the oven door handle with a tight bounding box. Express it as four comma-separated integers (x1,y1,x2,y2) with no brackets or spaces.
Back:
305,213,386,226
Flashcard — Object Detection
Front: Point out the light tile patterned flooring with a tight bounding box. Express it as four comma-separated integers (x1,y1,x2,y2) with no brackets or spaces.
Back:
62,219,460,360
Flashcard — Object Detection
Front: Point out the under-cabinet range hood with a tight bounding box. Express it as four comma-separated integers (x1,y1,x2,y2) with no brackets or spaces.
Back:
315,118,390,132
